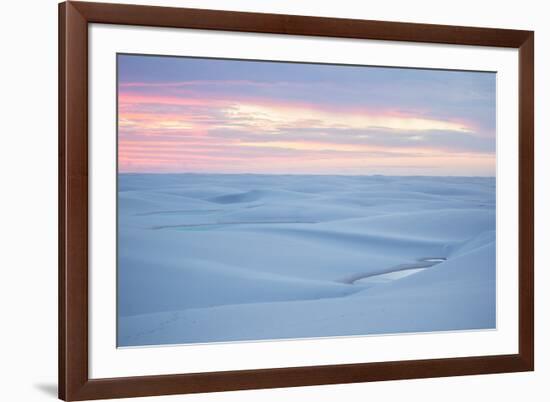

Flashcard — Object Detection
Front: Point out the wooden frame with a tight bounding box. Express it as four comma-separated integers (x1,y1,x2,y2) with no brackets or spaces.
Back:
59,1,534,400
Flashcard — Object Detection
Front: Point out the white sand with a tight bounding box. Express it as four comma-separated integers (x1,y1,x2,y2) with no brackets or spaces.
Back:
117,174,496,346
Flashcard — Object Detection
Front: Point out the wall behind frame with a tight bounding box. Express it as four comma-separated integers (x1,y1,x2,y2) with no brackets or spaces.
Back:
0,0,546,401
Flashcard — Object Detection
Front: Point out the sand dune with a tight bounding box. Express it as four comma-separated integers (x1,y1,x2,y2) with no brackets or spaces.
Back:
117,174,496,346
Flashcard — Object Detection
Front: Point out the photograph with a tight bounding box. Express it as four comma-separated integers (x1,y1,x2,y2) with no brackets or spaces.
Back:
117,54,497,347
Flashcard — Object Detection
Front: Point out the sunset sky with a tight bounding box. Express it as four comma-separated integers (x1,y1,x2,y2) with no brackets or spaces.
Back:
118,54,496,176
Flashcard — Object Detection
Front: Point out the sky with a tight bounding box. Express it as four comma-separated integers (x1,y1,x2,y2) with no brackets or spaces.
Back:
118,54,496,176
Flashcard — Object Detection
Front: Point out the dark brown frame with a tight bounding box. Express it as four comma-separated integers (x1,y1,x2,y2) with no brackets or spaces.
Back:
59,1,534,400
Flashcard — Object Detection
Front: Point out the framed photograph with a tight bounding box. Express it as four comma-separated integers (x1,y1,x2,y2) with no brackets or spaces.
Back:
59,1,534,400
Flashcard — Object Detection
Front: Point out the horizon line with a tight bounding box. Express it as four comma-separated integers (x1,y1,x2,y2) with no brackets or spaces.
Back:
117,172,496,178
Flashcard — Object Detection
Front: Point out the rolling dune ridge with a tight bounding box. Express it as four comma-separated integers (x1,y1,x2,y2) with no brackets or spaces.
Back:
117,174,496,346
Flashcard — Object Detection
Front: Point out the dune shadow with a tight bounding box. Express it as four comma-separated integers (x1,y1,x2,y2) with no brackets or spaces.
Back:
152,220,318,230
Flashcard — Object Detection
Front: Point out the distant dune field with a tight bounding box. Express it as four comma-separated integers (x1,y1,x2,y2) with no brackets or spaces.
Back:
117,174,496,347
